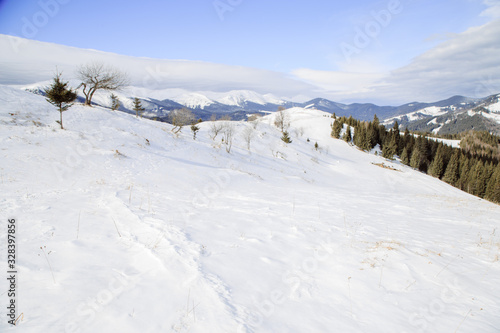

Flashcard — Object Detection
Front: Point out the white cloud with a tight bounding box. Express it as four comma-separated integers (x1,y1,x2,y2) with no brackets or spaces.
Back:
481,0,500,18
291,19,500,104
0,34,318,101
291,68,387,94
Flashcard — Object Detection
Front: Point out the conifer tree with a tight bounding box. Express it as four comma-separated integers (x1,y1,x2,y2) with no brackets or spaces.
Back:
410,147,424,170
368,124,378,149
382,134,398,159
191,123,200,140
343,126,352,143
133,97,145,118
372,114,380,128
415,136,430,172
354,125,369,149
442,150,460,185
331,120,343,139
110,93,120,111
392,121,402,155
470,160,488,197
400,147,410,165
429,145,445,179
403,127,410,143
44,71,77,130
485,164,500,203
281,131,292,144
458,156,473,191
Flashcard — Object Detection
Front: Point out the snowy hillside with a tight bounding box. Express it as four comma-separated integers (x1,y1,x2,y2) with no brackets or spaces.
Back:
1,85,499,332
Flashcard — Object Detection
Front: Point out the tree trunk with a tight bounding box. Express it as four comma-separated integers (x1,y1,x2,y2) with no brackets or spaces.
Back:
87,87,97,107
81,83,91,106
59,108,64,129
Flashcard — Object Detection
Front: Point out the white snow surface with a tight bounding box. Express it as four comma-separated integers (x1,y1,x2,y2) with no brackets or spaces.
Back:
204,90,283,106
169,92,215,109
431,137,461,148
485,96,500,113
1,85,500,333
385,106,448,124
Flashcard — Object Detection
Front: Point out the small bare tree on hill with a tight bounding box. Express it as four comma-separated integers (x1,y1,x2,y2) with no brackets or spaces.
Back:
77,62,128,106
274,108,290,133
222,121,235,153
168,108,195,133
241,126,255,150
209,114,232,140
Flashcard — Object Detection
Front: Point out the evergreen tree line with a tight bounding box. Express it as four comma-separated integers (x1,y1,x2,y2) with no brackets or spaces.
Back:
331,114,500,204
460,130,500,160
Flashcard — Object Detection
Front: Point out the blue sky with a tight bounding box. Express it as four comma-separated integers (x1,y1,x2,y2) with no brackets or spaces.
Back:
1,0,500,104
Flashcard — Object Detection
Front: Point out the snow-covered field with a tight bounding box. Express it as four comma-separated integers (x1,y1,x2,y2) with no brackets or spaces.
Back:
426,137,461,149
1,85,499,333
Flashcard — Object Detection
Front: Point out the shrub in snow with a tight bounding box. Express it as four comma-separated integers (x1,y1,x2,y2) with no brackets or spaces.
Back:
44,71,77,130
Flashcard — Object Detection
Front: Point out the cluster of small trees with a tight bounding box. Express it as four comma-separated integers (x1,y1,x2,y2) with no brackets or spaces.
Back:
208,115,235,152
331,114,500,204
45,62,129,128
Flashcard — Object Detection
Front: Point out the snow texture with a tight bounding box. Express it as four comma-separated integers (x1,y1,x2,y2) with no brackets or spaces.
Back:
0,85,499,333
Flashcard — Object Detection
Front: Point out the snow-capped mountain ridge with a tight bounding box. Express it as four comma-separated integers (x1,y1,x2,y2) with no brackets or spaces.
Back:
384,93,500,135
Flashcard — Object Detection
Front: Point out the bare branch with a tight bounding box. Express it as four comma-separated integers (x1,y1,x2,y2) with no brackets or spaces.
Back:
209,115,231,140
76,62,129,106
221,120,235,153
274,110,290,133
168,108,195,134
241,126,255,150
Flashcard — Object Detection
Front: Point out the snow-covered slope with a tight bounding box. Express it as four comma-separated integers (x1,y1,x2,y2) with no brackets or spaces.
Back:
1,85,500,333
485,95,500,113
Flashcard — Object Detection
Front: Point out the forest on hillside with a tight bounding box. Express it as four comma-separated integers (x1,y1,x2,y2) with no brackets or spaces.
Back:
331,115,500,204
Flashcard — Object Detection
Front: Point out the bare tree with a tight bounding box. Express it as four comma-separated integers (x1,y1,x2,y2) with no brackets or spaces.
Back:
247,114,261,129
209,115,222,140
241,126,255,150
76,62,128,106
209,114,231,140
274,109,290,133
168,108,195,133
221,120,235,153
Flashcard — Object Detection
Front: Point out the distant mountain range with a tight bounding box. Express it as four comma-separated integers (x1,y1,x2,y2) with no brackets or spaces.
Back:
101,89,500,136
24,85,500,135
383,94,500,135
